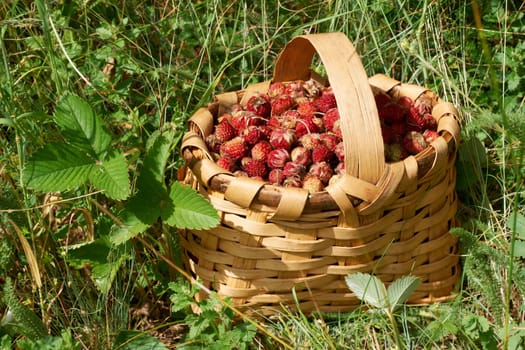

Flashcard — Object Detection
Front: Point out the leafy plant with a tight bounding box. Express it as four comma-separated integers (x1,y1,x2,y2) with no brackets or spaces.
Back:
345,273,420,349
168,280,257,350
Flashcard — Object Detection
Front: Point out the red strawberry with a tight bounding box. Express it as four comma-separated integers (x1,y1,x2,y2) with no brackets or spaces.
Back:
231,111,264,130
283,161,306,178
381,125,394,144
403,131,428,155
268,168,285,185
378,103,405,123
406,107,426,131
251,141,272,162
309,161,333,183
269,128,296,150
246,93,271,118
214,120,236,143
290,146,311,166
374,92,392,110
219,137,248,160
284,80,305,99
295,116,321,138
217,112,233,124
243,158,268,178
283,175,303,188
319,133,340,149
390,123,407,138
302,174,324,192
314,91,337,113
423,113,437,130
311,145,334,163
280,110,300,129
297,101,318,118
299,133,321,150
334,161,345,175
334,141,345,162
322,108,340,132
216,157,236,172
271,95,295,116
397,96,413,110
266,148,290,169
423,129,439,143
240,125,263,145
205,134,221,153
268,82,286,98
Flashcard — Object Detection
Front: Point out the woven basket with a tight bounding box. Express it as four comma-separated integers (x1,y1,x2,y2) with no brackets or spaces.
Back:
179,33,461,314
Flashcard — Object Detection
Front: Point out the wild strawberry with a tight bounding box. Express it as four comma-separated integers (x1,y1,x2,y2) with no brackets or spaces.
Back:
311,144,334,163
246,93,271,118
216,157,236,172
214,120,236,143
283,161,306,178
269,128,296,150
374,92,392,110
303,79,324,98
403,131,428,155
283,175,303,188
415,100,432,116
258,125,273,139
217,112,233,124
423,113,437,130
334,161,345,175
397,96,413,110
251,141,272,162
280,110,300,129
390,123,407,138
319,133,340,149
385,143,408,162
297,101,318,118
334,141,345,162
284,80,305,99
378,103,405,123
423,129,439,143
243,158,268,178
406,107,426,131
381,125,394,144
231,111,263,130
314,90,337,113
268,82,286,98
309,161,333,183
290,146,311,166
295,116,321,138
268,168,285,185
302,174,324,192
205,134,221,153
271,95,295,116
240,125,263,145
299,133,321,150
266,148,290,169
219,137,248,160
322,108,340,132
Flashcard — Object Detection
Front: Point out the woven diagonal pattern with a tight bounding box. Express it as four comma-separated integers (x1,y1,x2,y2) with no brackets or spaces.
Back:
179,33,461,314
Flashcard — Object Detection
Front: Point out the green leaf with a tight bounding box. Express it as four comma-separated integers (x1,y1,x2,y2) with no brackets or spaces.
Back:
54,94,111,156
90,150,130,200
23,143,95,191
386,275,421,311
508,211,525,240
165,182,219,229
112,331,167,350
110,209,150,245
512,241,525,258
345,272,387,309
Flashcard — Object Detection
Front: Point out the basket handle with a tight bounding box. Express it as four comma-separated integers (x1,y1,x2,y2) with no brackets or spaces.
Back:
273,33,385,185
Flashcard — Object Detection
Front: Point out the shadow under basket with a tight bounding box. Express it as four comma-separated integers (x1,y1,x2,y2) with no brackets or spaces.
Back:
179,33,461,315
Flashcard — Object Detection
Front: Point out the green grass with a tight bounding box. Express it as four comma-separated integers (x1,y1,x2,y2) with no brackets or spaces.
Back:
1,0,524,348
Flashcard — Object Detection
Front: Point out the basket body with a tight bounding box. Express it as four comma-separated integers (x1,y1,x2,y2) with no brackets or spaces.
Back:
180,33,461,314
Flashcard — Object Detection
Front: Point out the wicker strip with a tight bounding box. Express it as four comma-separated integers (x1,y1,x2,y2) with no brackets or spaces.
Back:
179,32,461,314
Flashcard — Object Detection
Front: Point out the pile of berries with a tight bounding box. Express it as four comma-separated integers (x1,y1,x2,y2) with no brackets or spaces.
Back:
205,79,438,193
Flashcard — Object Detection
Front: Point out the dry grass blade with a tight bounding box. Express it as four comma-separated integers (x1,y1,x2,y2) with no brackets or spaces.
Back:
8,218,42,289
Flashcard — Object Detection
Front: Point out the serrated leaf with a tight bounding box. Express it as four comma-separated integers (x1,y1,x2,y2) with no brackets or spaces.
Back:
345,272,388,309
386,275,421,311
112,330,167,350
23,143,95,191
110,209,151,246
54,94,111,156
165,182,219,229
90,150,130,200
65,237,111,269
